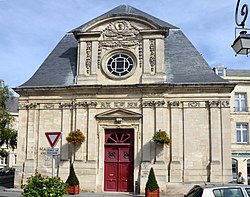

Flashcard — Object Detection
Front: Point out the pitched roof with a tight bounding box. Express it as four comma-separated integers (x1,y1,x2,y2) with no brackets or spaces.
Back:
20,33,77,87
7,97,19,114
165,30,226,83
17,5,228,88
71,4,178,32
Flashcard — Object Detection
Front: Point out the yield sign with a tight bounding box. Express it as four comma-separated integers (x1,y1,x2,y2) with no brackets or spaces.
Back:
45,132,61,148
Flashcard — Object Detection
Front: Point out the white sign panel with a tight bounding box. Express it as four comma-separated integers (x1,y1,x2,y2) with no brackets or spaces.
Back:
46,148,60,156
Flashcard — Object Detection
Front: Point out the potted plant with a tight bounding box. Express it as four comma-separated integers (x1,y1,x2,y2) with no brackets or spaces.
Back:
153,130,170,144
145,168,160,197
66,129,85,145
66,129,85,162
66,163,80,195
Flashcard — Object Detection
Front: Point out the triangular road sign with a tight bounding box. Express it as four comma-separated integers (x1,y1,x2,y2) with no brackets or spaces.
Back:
45,132,61,148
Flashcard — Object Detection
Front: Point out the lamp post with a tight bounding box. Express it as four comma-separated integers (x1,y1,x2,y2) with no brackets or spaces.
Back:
231,0,250,55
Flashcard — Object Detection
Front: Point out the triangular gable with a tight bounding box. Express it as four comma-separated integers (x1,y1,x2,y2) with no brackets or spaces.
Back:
95,108,142,119
71,4,178,33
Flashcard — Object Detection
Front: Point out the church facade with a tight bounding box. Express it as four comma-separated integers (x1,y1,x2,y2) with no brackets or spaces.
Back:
14,5,235,194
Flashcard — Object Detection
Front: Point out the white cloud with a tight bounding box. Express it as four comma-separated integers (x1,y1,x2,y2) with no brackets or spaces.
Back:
0,0,249,87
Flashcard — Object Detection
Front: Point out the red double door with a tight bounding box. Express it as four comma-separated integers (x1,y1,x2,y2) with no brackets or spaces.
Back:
104,129,134,192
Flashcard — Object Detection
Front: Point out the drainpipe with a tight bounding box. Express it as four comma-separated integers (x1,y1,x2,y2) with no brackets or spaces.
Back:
154,103,157,163
220,102,224,182
206,101,212,182
36,106,40,171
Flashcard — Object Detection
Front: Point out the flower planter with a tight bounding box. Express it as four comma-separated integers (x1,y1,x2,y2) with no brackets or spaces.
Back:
153,130,170,144
145,189,160,197
67,185,80,195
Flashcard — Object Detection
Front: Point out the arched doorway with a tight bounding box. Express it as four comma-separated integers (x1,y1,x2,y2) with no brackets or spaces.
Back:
104,129,134,192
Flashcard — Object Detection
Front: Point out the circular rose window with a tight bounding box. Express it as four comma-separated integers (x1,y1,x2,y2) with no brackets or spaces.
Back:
106,54,134,77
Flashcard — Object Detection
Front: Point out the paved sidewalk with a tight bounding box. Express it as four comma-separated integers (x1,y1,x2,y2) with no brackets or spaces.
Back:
3,188,182,197
0,188,182,197
64,192,182,197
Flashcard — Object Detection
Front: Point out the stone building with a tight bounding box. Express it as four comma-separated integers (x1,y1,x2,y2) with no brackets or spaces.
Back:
5,96,18,168
0,80,18,168
214,65,250,184
14,5,235,194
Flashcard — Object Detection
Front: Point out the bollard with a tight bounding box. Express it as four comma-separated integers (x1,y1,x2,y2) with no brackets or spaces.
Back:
135,181,140,194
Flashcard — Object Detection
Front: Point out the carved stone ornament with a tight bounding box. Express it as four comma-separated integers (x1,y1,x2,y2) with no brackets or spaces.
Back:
20,102,37,109
44,104,54,109
102,20,139,43
206,100,229,108
59,101,97,109
86,41,92,75
167,101,180,107
188,101,200,108
115,117,122,124
221,100,230,107
149,39,156,73
99,101,139,108
207,101,220,107
98,20,142,67
142,100,165,107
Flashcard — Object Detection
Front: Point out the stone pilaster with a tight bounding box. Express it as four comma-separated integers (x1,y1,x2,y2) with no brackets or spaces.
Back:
87,105,98,161
169,101,182,182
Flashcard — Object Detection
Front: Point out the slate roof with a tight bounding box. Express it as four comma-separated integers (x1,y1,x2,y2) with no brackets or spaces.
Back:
18,4,228,88
72,4,178,32
165,30,226,83
7,97,19,114
20,34,77,87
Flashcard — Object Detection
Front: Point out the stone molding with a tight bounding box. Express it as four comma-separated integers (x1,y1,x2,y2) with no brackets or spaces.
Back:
86,41,92,75
20,102,37,109
18,100,230,110
149,39,156,73
141,100,165,107
188,101,200,108
59,101,97,109
206,100,230,108
167,101,180,107
96,108,142,125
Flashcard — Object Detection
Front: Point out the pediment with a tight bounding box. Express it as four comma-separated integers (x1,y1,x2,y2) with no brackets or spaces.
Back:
95,108,142,119
72,5,177,33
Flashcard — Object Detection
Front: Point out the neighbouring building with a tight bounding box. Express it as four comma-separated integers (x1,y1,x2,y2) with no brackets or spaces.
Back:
13,5,235,194
6,97,18,168
0,80,18,168
214,65,250,184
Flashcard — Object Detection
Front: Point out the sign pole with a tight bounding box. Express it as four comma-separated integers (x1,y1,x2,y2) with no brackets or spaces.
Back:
52,155,55,177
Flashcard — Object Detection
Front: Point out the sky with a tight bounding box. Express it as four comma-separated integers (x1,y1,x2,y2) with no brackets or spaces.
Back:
0,0,249,88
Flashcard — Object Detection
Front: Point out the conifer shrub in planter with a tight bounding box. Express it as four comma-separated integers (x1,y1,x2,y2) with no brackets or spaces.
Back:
22,171,67,197
145,168,160,197
66,163,80,195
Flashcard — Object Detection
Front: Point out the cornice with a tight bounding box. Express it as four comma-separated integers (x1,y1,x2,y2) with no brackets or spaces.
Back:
14,83,235,97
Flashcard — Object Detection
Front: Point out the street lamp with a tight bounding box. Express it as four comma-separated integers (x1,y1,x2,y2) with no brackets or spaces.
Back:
231,0,250,55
